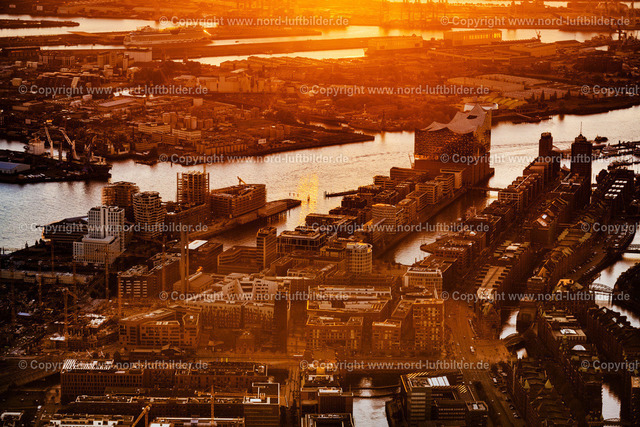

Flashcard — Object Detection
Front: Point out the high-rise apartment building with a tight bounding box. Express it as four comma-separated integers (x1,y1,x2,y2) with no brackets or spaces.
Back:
177,171,210,206
570,133,593,207
133,191,165,240
414,296,445,354
101,181,140,220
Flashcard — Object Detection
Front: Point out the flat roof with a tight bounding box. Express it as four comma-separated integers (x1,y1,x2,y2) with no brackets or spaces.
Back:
0,161,29,170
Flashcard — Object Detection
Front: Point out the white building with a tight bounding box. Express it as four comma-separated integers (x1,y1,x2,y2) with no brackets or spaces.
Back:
73,206,125,265
371,203,404,229
403,267,443,294
26,136,46,155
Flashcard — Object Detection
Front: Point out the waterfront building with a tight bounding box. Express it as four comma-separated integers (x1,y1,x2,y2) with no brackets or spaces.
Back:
210,184,267,218
498,174,542,213
42,216,88,249
73,206,125,265
164,202,209,239
177,171,210,206
417,181,443,204
399,370,488,426
414,104,493,186
444,29,502,46
570,134,593,207
537,309,586,358
133,191,165,240
277,227,328,255
188,239,223,273
371,203,404,229
101,181,140,220
507,360,576,426
371,319,402,355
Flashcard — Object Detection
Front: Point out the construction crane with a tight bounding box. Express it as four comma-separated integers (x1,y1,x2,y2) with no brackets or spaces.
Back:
237,176,246,185
44,126,56,159
131,404,152,427
62,287,78,341
211,386,216,427
59,128,80,161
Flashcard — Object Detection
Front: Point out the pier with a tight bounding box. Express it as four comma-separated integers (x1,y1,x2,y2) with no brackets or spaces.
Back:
324,189,358,198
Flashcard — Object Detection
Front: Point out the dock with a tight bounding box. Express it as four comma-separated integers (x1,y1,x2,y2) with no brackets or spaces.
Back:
324,189,358,198
43,36,389,59
191,198,301,239
374,187,468,258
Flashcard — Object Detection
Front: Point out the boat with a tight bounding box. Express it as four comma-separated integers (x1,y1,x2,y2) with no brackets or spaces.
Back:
609,223,636,253
594,135,608,144
135,158,158,166
123,26,211,47
608,160,632,170
365,35,425,56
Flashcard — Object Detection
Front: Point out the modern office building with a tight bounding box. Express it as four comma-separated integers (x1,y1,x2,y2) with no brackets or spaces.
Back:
345,242,373,274
403,267,443,294
570,133,593,182
188,239,223,273
371,319,402,354
305,316,363,352
42,216,88,249
570,133,593,207
276,227,328,255
118,252,181,300
61,359,267,402
400,370,488,426
118,307,200,349
371,203,404,229
256,227,277,270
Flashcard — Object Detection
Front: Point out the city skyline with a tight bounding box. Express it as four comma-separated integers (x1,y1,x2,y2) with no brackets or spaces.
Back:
1,1,640,426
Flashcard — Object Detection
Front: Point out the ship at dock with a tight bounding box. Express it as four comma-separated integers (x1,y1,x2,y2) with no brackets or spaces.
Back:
365,35,425,55
123,26,211,47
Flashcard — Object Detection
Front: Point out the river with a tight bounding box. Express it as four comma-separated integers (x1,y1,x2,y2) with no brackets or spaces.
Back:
4,105,640,252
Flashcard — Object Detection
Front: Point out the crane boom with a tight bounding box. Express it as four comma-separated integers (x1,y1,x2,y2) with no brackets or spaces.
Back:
132,405,152,427
59,129,79,161
44,126,54,158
